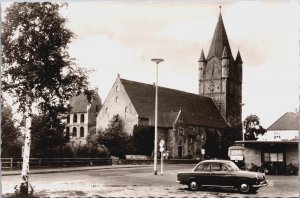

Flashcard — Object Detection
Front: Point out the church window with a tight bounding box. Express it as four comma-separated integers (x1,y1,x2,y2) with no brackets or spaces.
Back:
80,127,84,137
80,114,85,123
72,127,77,137
115,96,119,103
73,114,77,123
125,106,128,118
116,86,120,92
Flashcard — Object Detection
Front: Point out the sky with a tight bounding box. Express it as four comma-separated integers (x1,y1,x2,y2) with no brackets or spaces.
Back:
2,1,300,128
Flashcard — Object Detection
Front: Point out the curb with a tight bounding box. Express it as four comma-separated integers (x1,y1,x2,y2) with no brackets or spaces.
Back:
1,165,152,176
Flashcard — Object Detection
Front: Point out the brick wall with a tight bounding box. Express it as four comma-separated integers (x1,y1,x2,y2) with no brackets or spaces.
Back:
285,145,299,166
244,146,261,167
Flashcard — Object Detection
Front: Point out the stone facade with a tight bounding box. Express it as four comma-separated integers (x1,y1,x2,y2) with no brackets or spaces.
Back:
198,13,242,127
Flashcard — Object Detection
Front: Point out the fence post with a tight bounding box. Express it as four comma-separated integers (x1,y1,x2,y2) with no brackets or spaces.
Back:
11,158,13,169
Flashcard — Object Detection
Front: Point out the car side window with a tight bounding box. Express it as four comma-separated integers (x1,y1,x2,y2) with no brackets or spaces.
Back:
195,163,210,172
211,163,228,171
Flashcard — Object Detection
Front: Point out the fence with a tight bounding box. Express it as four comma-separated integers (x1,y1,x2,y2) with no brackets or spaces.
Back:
1,158,112,169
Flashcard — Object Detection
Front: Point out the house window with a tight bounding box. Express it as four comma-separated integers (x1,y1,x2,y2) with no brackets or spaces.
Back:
73,114,77,123
67,115,70,123
264,152,284,162
72,127,77,137
80,127,84,137
80,114,85,123
274,131,281,140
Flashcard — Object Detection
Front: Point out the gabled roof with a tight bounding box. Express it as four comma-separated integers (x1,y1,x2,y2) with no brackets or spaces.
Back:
207,13,232,60
267,112,299,131
120,78,228,129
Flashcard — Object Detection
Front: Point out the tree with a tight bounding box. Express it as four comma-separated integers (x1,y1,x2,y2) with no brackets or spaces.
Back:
98,115,130,159
30,113,69,158
243,114,267,140
2,2,89,195
1,103,22,158
132,125,154,155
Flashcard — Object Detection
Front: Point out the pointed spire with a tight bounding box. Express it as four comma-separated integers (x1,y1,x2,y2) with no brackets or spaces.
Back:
236,50,243,63
222,46,229,59
198,49,206,62
207,10,232,60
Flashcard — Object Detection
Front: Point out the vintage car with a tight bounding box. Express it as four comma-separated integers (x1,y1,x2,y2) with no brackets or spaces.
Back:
177,159,268,193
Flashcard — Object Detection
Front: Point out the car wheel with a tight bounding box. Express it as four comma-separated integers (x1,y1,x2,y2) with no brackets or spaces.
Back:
238,182,251,193
188,180,199,191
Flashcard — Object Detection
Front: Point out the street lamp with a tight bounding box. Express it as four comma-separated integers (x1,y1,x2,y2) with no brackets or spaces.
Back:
151,58,164,175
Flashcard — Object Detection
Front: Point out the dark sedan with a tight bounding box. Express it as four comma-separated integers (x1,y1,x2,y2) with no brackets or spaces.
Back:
177,159,269,193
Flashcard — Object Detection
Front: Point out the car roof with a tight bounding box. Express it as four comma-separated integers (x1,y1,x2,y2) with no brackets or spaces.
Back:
199,159,231,163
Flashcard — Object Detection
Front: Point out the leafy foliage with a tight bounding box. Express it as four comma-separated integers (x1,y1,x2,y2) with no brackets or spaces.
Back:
1,103,22,158
30,113,69,157
243,114,267,140
98,115,130,159
1,2,89,116
132,125,154,155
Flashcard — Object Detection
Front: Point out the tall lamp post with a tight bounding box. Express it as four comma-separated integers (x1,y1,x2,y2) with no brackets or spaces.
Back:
151,58,164,175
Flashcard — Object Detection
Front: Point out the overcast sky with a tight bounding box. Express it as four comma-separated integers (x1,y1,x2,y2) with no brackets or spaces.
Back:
2,1,300,128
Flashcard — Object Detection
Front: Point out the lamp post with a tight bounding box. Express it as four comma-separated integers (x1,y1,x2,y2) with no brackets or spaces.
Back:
151,58,164,175
241,103,245,141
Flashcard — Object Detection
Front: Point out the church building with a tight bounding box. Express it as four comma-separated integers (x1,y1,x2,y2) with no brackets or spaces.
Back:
96,10,243,158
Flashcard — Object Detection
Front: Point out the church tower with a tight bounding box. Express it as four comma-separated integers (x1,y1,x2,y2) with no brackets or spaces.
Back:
198,8,243,127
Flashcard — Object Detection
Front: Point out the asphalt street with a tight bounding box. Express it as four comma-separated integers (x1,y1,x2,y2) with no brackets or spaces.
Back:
1,164,299,197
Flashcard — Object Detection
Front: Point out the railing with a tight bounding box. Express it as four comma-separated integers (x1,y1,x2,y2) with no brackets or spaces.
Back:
1,158,112,169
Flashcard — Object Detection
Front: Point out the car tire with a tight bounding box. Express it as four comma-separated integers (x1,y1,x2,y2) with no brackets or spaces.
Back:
188,180,199,191
237,181,251,193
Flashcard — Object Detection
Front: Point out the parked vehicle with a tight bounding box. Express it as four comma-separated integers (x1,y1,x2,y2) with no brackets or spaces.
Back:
228,145,247,170
177,159,269,193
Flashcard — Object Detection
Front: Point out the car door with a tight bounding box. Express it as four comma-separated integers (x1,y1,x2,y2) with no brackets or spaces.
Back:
210,162,233,186
193,162,211,185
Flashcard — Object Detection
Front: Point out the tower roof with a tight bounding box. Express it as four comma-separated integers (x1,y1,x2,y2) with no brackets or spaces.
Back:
207,12,232,60
222,46,230,59
236,50,243,63
198,49,206,62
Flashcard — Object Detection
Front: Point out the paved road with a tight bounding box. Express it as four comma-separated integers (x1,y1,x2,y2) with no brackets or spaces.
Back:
1,164,298,197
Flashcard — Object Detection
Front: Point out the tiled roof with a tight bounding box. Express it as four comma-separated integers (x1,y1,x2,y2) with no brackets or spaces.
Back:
267,112,299,131
207,13,233,60
69,93,89,113
121,78,229,129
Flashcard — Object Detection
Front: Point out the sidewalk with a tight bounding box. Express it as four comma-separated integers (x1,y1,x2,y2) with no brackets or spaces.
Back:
1,164,152,176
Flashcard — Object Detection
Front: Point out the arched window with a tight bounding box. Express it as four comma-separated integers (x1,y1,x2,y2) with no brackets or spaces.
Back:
72,127,77,137
67,115,70,123
115,96,119,103
80,114,84,123
116,86,120,92
125,106,128,118
66,127,70,135
73,114,77,123
80,127,84,137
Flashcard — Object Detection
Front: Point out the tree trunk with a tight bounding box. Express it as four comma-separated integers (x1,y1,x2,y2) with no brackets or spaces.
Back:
19,105,33,196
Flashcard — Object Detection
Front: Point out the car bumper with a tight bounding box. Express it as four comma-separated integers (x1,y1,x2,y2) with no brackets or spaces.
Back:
252,180,269,188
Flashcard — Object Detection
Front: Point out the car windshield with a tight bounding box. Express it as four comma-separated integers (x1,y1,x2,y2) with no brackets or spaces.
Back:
226,161,240,171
